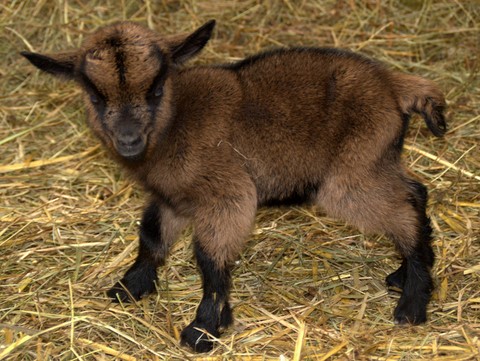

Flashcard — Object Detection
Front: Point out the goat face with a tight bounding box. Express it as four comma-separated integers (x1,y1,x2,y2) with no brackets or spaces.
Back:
79,27,172,161
21,20,216,162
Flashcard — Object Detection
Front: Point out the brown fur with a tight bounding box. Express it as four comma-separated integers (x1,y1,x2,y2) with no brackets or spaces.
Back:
21,20,446,351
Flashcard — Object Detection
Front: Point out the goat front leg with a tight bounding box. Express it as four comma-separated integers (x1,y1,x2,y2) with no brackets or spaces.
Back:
107,199,188,302
180,241,234,352
181,192,256,352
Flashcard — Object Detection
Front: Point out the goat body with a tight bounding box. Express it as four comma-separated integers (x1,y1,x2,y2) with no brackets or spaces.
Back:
22,20,446,352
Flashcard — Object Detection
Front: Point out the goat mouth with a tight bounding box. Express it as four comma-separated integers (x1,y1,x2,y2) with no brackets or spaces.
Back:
115,140,146,162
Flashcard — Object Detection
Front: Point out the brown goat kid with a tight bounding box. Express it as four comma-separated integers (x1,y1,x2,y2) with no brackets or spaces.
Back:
22,20,447,352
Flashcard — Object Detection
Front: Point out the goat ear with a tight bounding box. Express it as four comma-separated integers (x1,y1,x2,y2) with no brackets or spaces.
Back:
21,51,78,79
169,20,216,64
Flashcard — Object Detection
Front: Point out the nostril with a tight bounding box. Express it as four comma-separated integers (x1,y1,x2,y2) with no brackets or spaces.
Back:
116,133,145,159
131,137,141,146
118,134,142,147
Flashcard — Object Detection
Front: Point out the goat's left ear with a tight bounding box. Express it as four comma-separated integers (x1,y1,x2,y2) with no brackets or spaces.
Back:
21,51,79,80
169,20,216,65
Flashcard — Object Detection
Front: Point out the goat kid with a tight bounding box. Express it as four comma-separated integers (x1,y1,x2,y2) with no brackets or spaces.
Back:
22,20,446,352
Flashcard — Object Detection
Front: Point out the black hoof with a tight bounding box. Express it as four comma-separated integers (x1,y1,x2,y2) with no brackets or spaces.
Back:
107,282,141,303
107,278,156,302
181,321,218,353
393,295,427,325
107,264,157,302
107,283,130,302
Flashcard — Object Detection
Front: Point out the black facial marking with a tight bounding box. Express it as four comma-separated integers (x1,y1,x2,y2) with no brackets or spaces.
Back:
146,47,169,118
115,49,127,85
77,59,107,118
105,36,127,85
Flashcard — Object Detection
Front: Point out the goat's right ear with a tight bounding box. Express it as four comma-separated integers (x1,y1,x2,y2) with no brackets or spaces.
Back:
21,51,78,79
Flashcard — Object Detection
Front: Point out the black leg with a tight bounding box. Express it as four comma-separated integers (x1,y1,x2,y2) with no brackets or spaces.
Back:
386,259,407,290
392,180,435,324
180,241,233,352
393,250,433,324
392,226,434,324
108,201,164,302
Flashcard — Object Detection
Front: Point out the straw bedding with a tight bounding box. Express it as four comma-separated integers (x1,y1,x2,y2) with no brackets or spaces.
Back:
1,1,479,360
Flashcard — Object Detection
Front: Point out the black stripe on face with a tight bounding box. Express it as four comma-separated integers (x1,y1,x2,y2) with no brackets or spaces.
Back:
115,49,127,85
106,36,127,85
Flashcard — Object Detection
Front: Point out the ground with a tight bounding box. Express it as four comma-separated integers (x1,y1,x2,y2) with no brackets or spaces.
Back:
1,1,479,360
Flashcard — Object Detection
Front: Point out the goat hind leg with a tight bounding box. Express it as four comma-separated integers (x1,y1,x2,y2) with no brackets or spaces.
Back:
319,175,434,325
386,180,433,292
392,251,433,325
391,180,434,324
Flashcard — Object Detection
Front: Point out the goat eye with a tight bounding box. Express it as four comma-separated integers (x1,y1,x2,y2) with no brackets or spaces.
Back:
154,86,163,97
90,94,99,104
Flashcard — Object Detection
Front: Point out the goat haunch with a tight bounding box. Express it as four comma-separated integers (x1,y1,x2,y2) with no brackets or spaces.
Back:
22,19,446,352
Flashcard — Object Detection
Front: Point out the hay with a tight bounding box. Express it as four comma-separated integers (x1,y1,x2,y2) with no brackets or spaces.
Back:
1,0,479,359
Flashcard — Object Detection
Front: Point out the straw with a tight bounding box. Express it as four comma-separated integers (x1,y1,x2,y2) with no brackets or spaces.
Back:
1,1,479,359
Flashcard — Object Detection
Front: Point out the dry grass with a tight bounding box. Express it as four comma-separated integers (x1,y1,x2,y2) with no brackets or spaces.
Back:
1,1,479,360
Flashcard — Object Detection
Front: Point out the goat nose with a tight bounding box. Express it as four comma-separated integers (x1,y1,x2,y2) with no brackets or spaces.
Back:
115,132,146,160
118,133,142,147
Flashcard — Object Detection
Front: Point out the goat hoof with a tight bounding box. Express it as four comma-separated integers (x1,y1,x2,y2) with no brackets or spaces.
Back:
107,263,157,302
107,283,136,302
107,279,155,303
181,321,218,353
394,298,427,325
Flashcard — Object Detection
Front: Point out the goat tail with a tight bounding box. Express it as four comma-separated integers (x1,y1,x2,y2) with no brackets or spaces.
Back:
391,72,447,137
